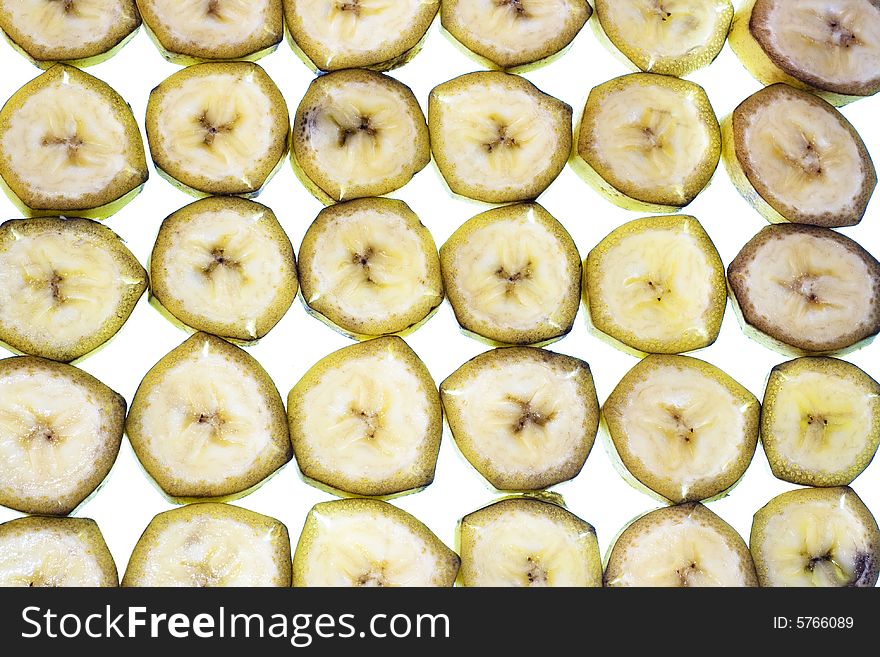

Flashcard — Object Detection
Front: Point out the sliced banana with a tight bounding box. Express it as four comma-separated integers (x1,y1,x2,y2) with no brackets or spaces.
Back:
441,347,599,490
605,503,758,587
751,486,880,587
0,64,148,218
126,332,291,499
585,215,726,355
293,498,459,587
146,62,289,196
150,197,297,342
428,71,572,203
298,198,442,338
727,224,880,355
0,356,125,515
123,503,291,587
287,336,441,497
603,354,760,503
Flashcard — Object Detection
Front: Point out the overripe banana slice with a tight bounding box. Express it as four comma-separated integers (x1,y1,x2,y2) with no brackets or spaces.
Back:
428,72,572,203
0,516,117,587
440,347,599,490
730,0,880,105
441,0,591,70
585,215,726,355
123,503,291,587
283,0,439,71
298,198,442,338
727,224,880,355
0,65,148,218
723,84,876,228
293,498,459,587
150,197,297,342
146,62,289,196
603,354,760,503
750,486,880,587
0,217,147,362
605,503,758,587
126,332,291,499
0,356,124,515
761,357,880,486
440,203,581,346
573,73,720,212
291,69,429,203
593,0,732,77
287,336,441,497
458,497,602,587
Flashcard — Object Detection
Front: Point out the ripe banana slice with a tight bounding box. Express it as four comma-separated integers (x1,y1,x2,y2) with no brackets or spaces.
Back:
440,203,581,346
0,516,117,587
761,357,880,487
0,356,125,515
428,71,572,203
298,198,442,339
585,215,726,356
0,217,147,362
458,497,602,587
727,224,880,355
150,197,297,342
603,354,760,503
441,0,591,70
146,62,289,197
751,486,880,587
605,503,758,587
723,84,876,228
283,0,439,71
573,73,720,212
123,503,291,587
293,498,459,587
287,336,441,497
440,347,599,490
0,65,148,218
292,69,429,203
126,332,291,500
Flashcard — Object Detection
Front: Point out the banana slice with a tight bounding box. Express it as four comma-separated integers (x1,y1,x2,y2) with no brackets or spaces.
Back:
585,215,726,356
137,0,283,63
603,354,760,503
440,347,599,490
605,503,758,587
730,0,880,105
0,0,140,67
126,332,291,500
283,0,439,71
441,0,591,70
298,198,442,339
593,0,732,77
291,69,429,203
0,356,124,515
0,217,147,362
293,498,459,587
123,503,291,587
573,73,720,212
0,516,117,587
458,497,602,587
287,336,441,497
723,84,876,228
146,62,289,197
0,65,148,218
727,224,880,355
761,357,880,487
428,71,572,203
150,197,297,342
751,486,880,587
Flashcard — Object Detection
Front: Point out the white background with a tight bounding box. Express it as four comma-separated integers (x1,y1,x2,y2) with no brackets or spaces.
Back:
0,2,878,582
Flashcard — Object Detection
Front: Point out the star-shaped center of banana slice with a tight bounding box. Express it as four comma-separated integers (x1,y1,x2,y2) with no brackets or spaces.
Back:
825,15,858,48
198,111,237,147
525,556,548,585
